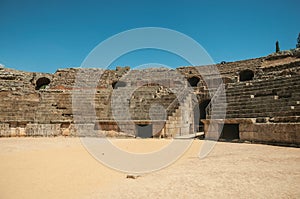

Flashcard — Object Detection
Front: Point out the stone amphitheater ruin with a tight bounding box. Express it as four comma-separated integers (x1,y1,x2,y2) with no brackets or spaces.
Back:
0,49,299,146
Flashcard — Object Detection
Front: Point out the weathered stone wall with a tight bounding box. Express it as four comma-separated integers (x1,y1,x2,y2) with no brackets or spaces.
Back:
240,122,300,145
0,49,299,145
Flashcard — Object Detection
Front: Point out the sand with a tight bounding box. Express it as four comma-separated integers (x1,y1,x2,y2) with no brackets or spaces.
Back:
0,137,299,199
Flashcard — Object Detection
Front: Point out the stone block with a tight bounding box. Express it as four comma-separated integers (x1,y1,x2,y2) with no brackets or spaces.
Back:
239,123,254,132
239,131,254,141
0,123,10,137
70,124,96,136
25,124,61,136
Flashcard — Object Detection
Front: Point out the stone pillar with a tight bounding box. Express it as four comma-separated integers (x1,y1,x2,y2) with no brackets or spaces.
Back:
0,124,10,137
201,119,221,140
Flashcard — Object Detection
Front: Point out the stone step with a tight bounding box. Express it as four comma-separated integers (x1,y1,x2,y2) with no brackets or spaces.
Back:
221,97,293,106
224,111,300,119
225,87,300,98
227,76,300,90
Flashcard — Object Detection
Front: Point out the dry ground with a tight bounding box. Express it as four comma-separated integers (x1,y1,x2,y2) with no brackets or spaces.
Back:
0,137,299,199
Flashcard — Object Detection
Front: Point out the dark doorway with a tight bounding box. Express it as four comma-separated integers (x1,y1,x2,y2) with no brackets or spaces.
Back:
188,76,200,87
136,124,153,138
239,70,254,82
220,124,240,140
193,104,200,132
198,99,211,131
199,100,211,120
35,77,50,90
112,81,126,89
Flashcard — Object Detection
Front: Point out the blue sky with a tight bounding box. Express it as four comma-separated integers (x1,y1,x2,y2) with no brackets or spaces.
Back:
0,0,299,73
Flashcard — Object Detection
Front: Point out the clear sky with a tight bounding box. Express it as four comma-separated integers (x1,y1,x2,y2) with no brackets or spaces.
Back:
0,0,299,73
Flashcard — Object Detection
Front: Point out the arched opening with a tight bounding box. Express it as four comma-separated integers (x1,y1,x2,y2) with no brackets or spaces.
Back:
239,70,254,82
188,76,200,87
112,81,126,89
198,99,211,131
35,77,50,90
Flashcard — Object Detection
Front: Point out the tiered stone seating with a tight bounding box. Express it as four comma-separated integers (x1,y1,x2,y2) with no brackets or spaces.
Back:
110,85,178,121
212,75,300,120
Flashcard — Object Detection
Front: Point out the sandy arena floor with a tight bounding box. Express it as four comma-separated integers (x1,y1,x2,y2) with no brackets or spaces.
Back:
0,137,299,199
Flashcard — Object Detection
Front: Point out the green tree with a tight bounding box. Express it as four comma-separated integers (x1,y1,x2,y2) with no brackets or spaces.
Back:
276,40,280,53
297,33,300,48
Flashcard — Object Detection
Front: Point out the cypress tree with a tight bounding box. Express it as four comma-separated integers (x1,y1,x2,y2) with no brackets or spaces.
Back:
276,41,280,53
297,33,300,48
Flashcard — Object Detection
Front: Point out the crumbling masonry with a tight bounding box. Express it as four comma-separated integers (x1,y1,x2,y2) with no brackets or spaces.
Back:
0,49,300,145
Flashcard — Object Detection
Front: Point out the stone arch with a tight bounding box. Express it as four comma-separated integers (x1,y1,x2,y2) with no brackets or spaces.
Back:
112,81,126,89
239,69,254,82
188,76,200,87
35,77,50,90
